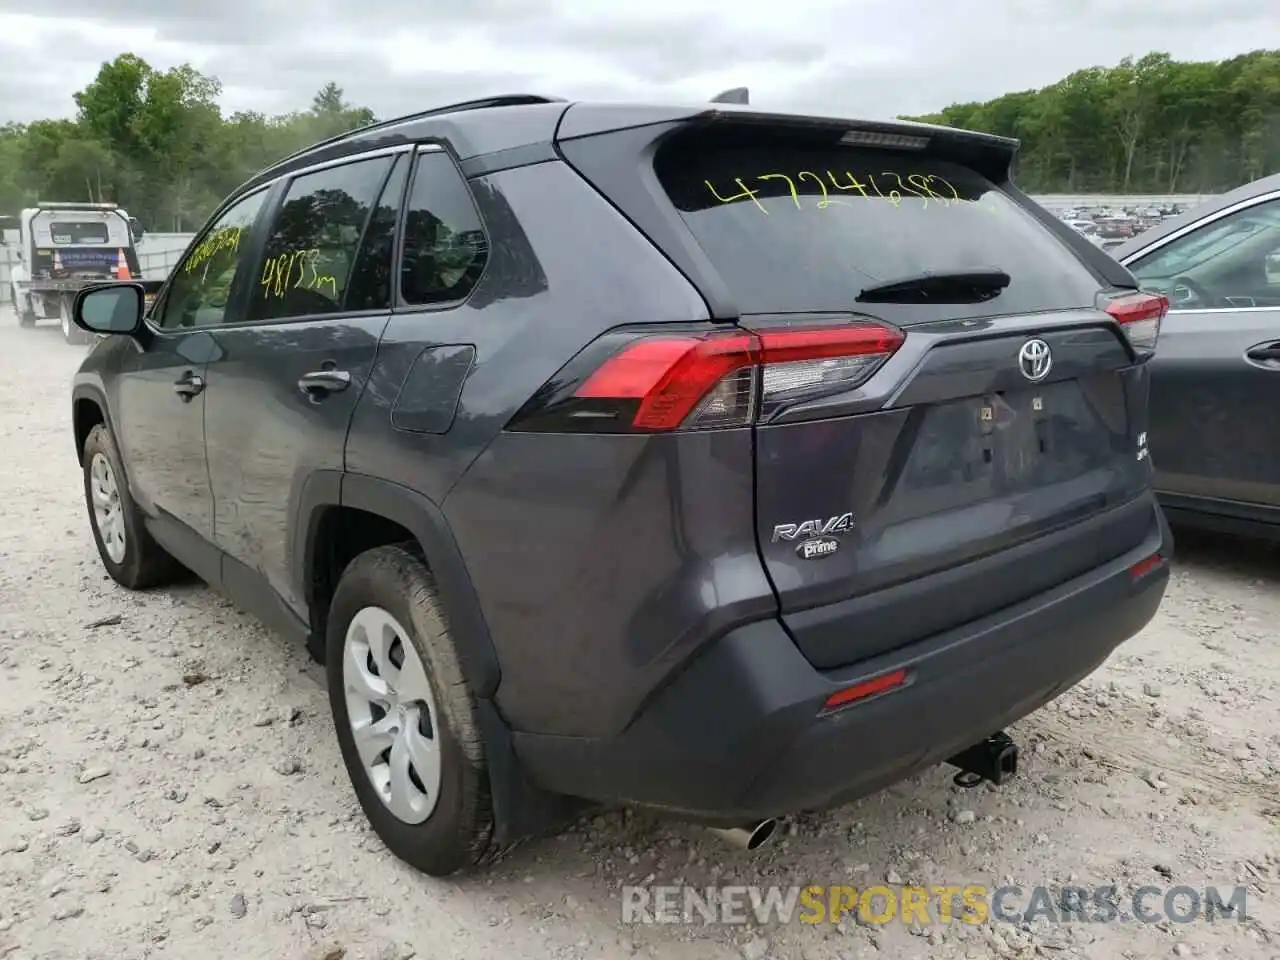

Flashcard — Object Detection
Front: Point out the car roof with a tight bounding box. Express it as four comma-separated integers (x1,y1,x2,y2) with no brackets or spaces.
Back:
237,95,572,195
231,92,1021,201
1110,171,1280,261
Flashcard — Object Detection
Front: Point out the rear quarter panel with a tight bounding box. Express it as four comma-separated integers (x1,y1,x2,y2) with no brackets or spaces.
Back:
345,160,779,737
345,159,710,502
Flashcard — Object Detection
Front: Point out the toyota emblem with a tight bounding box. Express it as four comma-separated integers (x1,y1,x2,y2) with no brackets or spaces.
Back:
1018,339,1052,381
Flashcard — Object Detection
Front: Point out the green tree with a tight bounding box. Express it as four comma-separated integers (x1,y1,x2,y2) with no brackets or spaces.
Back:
1,53,378,230
905,49,1280,194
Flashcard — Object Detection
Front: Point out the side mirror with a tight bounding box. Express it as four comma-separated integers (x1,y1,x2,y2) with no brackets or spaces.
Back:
74,282,145,336
129,217,146,242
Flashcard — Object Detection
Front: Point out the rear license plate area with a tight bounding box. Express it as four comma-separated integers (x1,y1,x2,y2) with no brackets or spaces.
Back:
981,381,1118,488
901,380,1115,495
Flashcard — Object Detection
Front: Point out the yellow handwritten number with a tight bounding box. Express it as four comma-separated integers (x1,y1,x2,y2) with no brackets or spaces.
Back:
705,178,768,214
867,174,901,207
827,170,870,199
259,248,338,301
908,174,948,206
758,173,802,210
882,172,925,205
796,171,838,209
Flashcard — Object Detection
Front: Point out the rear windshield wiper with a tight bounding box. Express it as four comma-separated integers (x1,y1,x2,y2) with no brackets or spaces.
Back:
855,268,1011,304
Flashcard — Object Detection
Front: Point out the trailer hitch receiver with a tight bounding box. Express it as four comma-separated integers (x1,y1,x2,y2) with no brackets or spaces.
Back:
946,731,1018,788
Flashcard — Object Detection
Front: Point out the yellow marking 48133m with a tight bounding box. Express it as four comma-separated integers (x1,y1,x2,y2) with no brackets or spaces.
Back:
259,248,338,300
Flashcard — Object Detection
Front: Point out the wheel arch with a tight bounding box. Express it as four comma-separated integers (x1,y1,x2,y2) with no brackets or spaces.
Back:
296,472,578,845
296,471,501,699
71,384,112,467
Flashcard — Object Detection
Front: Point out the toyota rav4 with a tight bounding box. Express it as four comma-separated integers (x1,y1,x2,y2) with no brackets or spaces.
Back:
68,93,1172,876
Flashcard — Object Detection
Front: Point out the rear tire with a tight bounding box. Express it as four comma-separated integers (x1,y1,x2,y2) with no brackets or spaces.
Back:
82,424,185,589
326,544,496,877
59,295,89,345
16,292,35,327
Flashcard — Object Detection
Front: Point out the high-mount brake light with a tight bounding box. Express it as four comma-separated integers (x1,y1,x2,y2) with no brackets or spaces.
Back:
839,130,929,150
508,321,905,434
1103,290,1168,355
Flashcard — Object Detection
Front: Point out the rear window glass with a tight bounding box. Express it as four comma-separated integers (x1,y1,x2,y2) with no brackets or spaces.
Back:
653,133,1102,320
50,220,110,244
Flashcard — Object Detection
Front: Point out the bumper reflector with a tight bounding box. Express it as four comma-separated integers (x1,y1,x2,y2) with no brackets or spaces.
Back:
823,668,908,712
1128,552,1164,580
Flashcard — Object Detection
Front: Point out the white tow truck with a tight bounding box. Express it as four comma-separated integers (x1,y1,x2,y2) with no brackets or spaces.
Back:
8,202,147,344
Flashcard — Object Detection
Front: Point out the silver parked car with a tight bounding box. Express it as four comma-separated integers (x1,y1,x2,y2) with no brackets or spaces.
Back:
1111,172,1280,538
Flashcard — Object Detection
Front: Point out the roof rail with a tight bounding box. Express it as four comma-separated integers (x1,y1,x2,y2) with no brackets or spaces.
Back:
261,94,566,175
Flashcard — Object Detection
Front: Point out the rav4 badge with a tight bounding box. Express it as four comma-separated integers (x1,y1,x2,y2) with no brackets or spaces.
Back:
772,512,856,543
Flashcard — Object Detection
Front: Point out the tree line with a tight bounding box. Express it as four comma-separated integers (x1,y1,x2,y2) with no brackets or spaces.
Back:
0,54,375,231
905,50,1280,195
1,49,1277,232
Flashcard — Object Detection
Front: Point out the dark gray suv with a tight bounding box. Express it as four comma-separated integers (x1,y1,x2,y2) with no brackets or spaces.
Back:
68,94,1172,876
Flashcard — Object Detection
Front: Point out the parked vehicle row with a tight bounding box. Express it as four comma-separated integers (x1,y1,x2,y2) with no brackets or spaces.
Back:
1057,202,1195,252
57,95,1222,878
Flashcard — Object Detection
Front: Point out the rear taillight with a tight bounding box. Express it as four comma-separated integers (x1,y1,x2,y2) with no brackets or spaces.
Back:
508,320,905,433
1103,290,1168,356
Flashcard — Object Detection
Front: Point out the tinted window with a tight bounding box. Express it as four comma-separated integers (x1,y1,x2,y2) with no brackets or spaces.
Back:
345,155,408,312
1130,198,1280,310
50,221,109,244
653,131,1102,321
247,155,394,322
156,189,268,330
400,151,488,306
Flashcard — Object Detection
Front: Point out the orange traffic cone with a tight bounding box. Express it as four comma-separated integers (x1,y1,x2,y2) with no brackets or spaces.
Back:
114,248,130,280
51,249,63,274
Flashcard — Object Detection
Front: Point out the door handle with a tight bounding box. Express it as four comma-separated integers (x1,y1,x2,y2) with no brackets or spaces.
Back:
297,369,352,399
173,371,205,401
1245,344,1280,363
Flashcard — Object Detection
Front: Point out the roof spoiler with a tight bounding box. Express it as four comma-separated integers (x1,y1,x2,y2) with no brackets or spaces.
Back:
710,87,749,105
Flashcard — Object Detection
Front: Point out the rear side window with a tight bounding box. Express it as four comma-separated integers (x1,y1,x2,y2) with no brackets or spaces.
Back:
653,131,1101,320
247,155,395,321
400,151,488,306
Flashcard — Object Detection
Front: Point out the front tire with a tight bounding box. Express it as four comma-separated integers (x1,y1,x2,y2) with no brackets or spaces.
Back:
82,424,184,589
326,545,496,876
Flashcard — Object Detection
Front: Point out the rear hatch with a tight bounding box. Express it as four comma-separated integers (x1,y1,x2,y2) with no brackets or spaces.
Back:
558,110,1164,669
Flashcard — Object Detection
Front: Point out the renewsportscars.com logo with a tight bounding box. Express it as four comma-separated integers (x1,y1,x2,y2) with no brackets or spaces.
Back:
621,883,1249,926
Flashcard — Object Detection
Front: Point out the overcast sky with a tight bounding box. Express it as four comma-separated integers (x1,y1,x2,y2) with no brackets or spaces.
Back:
0,1,1271,125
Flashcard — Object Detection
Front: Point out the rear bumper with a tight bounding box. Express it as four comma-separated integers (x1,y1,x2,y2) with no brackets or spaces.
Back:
512,497,1171,821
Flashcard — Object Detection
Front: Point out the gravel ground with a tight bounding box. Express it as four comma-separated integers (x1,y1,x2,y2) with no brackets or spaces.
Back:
0,311,1276,960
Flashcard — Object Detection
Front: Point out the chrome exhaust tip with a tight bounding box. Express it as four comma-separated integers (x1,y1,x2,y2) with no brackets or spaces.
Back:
706,818,778,851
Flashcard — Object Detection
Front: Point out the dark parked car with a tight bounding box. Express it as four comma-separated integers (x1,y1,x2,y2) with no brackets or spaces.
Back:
68,94,1171,876
1111,173,1280,538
